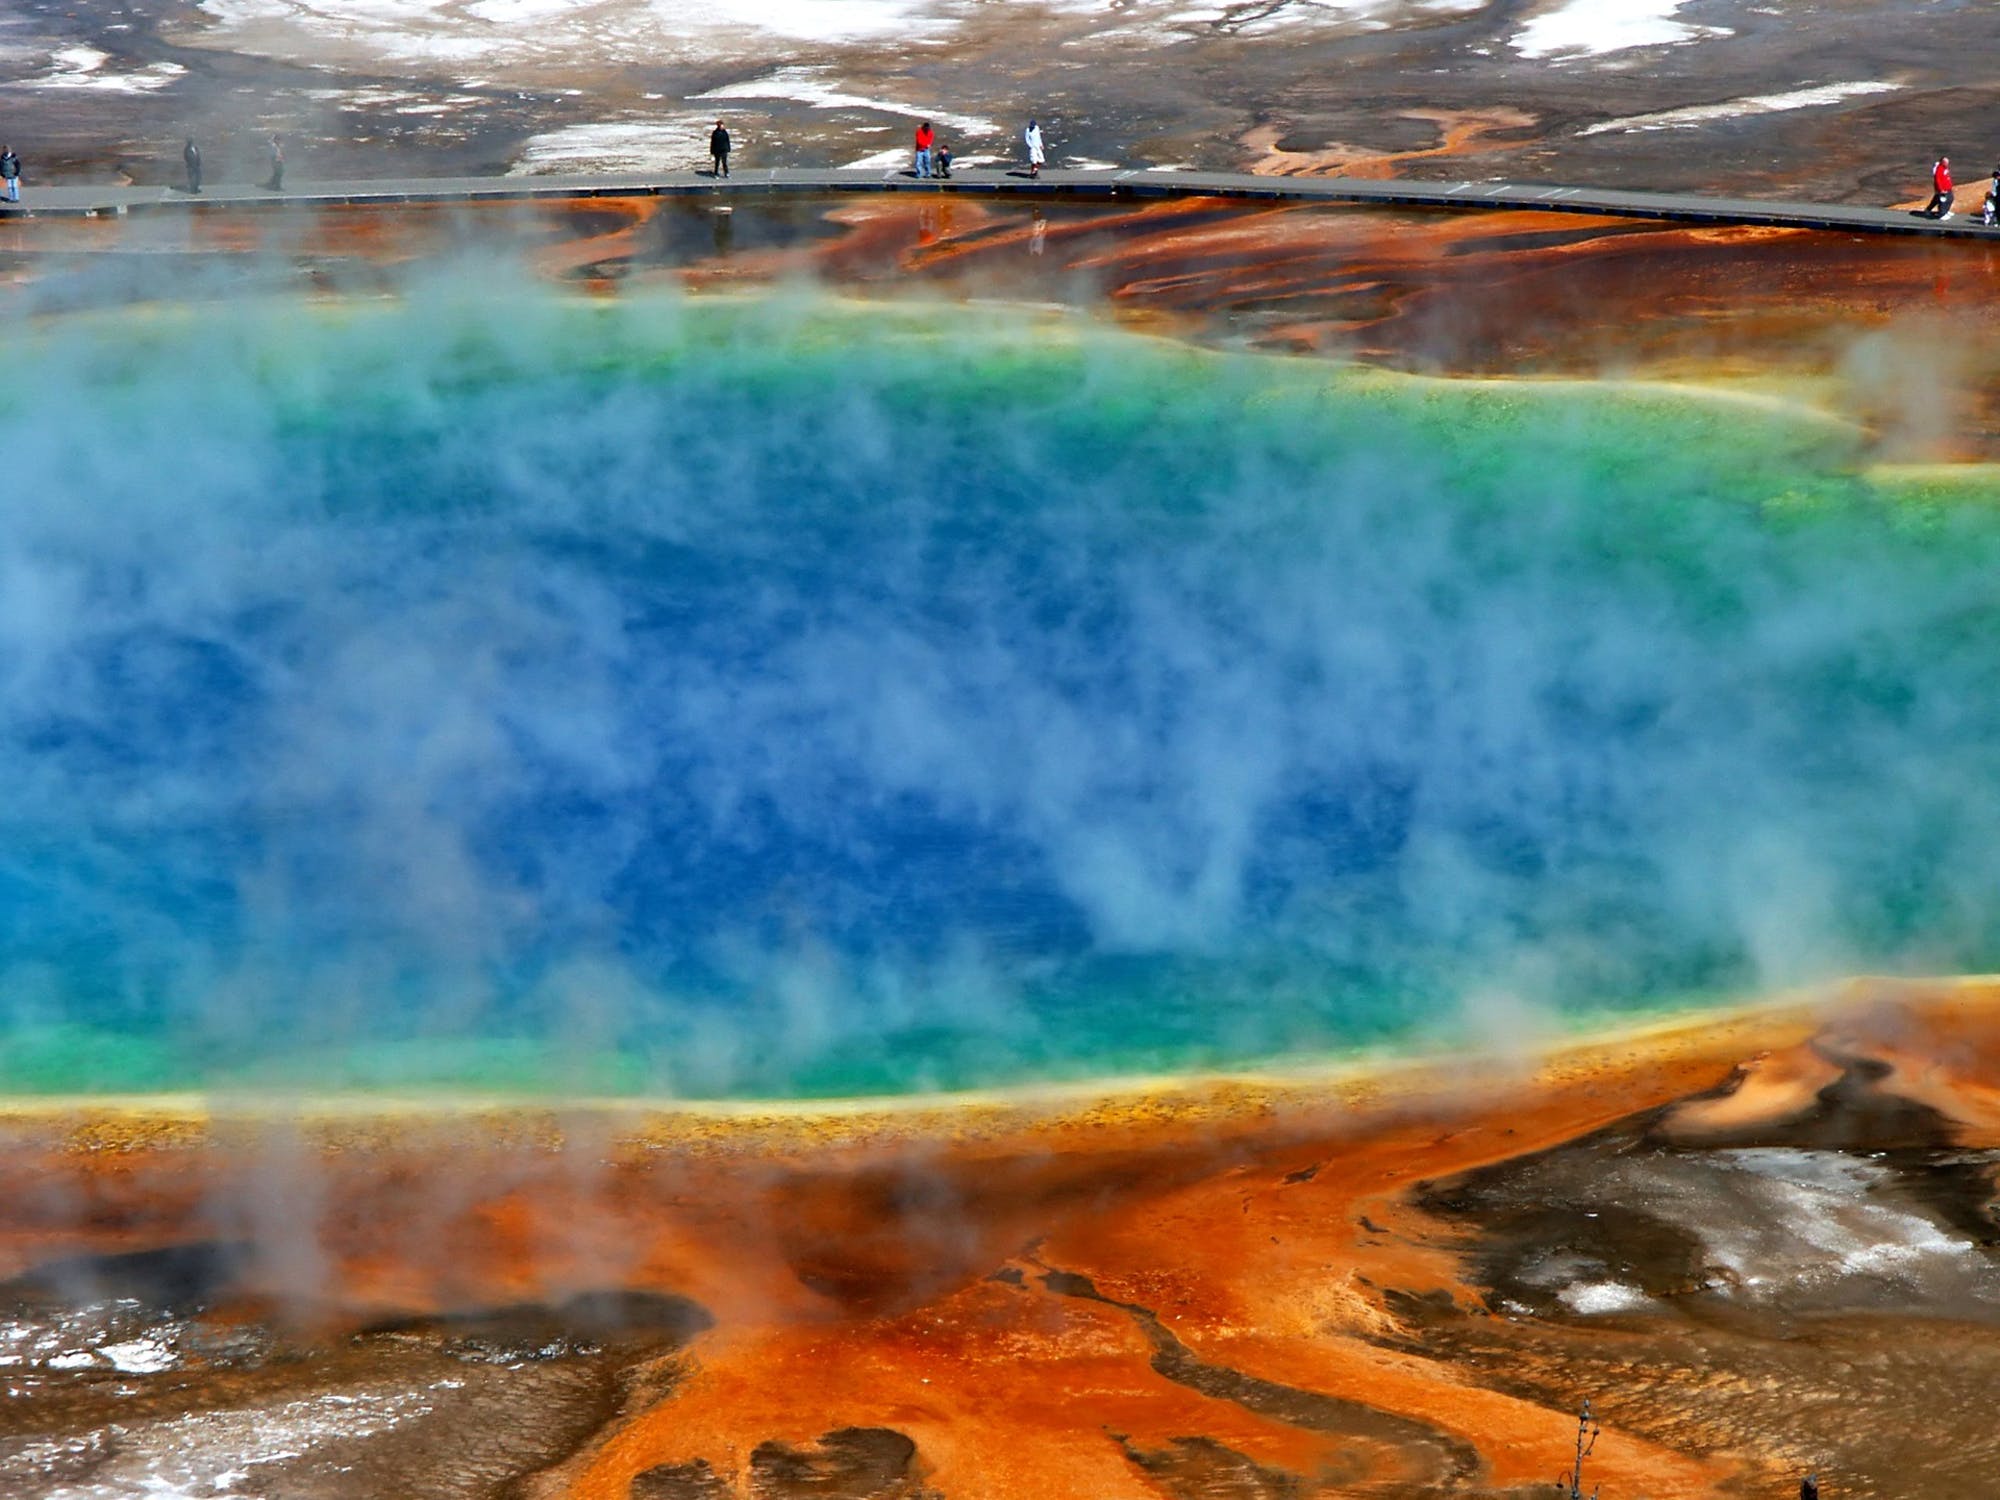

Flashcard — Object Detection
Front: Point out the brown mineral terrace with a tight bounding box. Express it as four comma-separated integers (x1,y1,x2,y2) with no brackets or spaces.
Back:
1,166,1997,244
6,979,2000,1497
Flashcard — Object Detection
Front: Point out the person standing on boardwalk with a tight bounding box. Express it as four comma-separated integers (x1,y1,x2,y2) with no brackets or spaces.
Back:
709,120,730,178
1925,152,1953,218
914,120,935,179
183,138,202,194
0,147,19,204
1799,1473,1819,1500
265,135,284,192
1024,118,1045,179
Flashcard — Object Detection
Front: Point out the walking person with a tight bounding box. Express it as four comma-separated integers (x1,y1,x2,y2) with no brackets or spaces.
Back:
183,138,202,195
1924,152,1953,219
1024,118,1045,179
0,147,19,205
913,119,935,179
1982,164,1998,227
709,119,730,178
264,134,284,192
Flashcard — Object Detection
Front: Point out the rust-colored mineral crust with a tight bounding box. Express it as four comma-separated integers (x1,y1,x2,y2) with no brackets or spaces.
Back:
7,981,2000,1496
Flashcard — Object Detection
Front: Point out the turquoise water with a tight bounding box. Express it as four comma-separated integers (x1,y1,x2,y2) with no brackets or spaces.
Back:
3,293,2000,1098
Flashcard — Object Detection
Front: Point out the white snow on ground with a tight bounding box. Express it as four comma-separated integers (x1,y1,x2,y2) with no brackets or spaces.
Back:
191,0,943,68
195,0,504,65
182,0,1499,77
1084,0,1477,44
509,116,730,174
27,1384,449,1500
1558,1280,1650,1314
1513,0,1730,60
689,0,946,42
1514,1146,2000,1320
1218,0,1481,34
1696,1149,1980,1295
694,68,997,136
1580,81,1902,134
304,84,493,116
98,1336,178,1375
841,148,916,170
4,44,186,92
463,0,588,23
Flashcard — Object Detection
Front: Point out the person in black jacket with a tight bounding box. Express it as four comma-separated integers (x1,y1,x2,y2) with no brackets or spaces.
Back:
183,138,202,194
1800,1473,1819,1500
709,120,730,178
0,147,19,204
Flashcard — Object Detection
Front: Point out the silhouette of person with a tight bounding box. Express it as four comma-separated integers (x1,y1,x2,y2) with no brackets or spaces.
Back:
709,120,730,178
1800,1473,1819,1500
265,135,284,192
183,138,202,194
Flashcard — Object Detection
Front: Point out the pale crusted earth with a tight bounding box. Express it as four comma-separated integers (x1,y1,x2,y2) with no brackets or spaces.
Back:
0,0,1996,200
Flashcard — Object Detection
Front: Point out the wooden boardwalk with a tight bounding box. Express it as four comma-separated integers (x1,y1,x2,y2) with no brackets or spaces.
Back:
0,165,1988,241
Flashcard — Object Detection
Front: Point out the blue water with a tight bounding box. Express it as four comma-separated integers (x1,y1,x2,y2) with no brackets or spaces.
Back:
2,297,1999,1097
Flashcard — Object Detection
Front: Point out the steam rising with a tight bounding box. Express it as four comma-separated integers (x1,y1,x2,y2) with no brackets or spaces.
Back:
3,287,1999,1097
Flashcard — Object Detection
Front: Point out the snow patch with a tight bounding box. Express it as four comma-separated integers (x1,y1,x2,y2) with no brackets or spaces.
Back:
1694,1149,1981,1297
9,44,186,92
509,117,723,174
191,0,943,69
840,148,915,171
100,1336,178,1375
1558,1280,1650,1314
180,0,1507,79
1580,81,1902,135
1514,0,1730,60
694,67,997,136
672,0,946,44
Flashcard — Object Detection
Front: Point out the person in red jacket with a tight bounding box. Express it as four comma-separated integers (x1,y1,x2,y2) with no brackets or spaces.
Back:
914,120,935,179
1925,153,1955,219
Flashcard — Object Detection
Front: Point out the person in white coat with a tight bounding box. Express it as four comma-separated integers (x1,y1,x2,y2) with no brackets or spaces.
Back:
1024,119,1045,179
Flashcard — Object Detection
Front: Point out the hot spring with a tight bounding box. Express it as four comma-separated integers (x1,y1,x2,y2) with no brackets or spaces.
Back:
3,289,1999,1100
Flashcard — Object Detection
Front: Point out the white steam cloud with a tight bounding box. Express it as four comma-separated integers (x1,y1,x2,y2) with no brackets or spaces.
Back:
1,279,1998,1097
